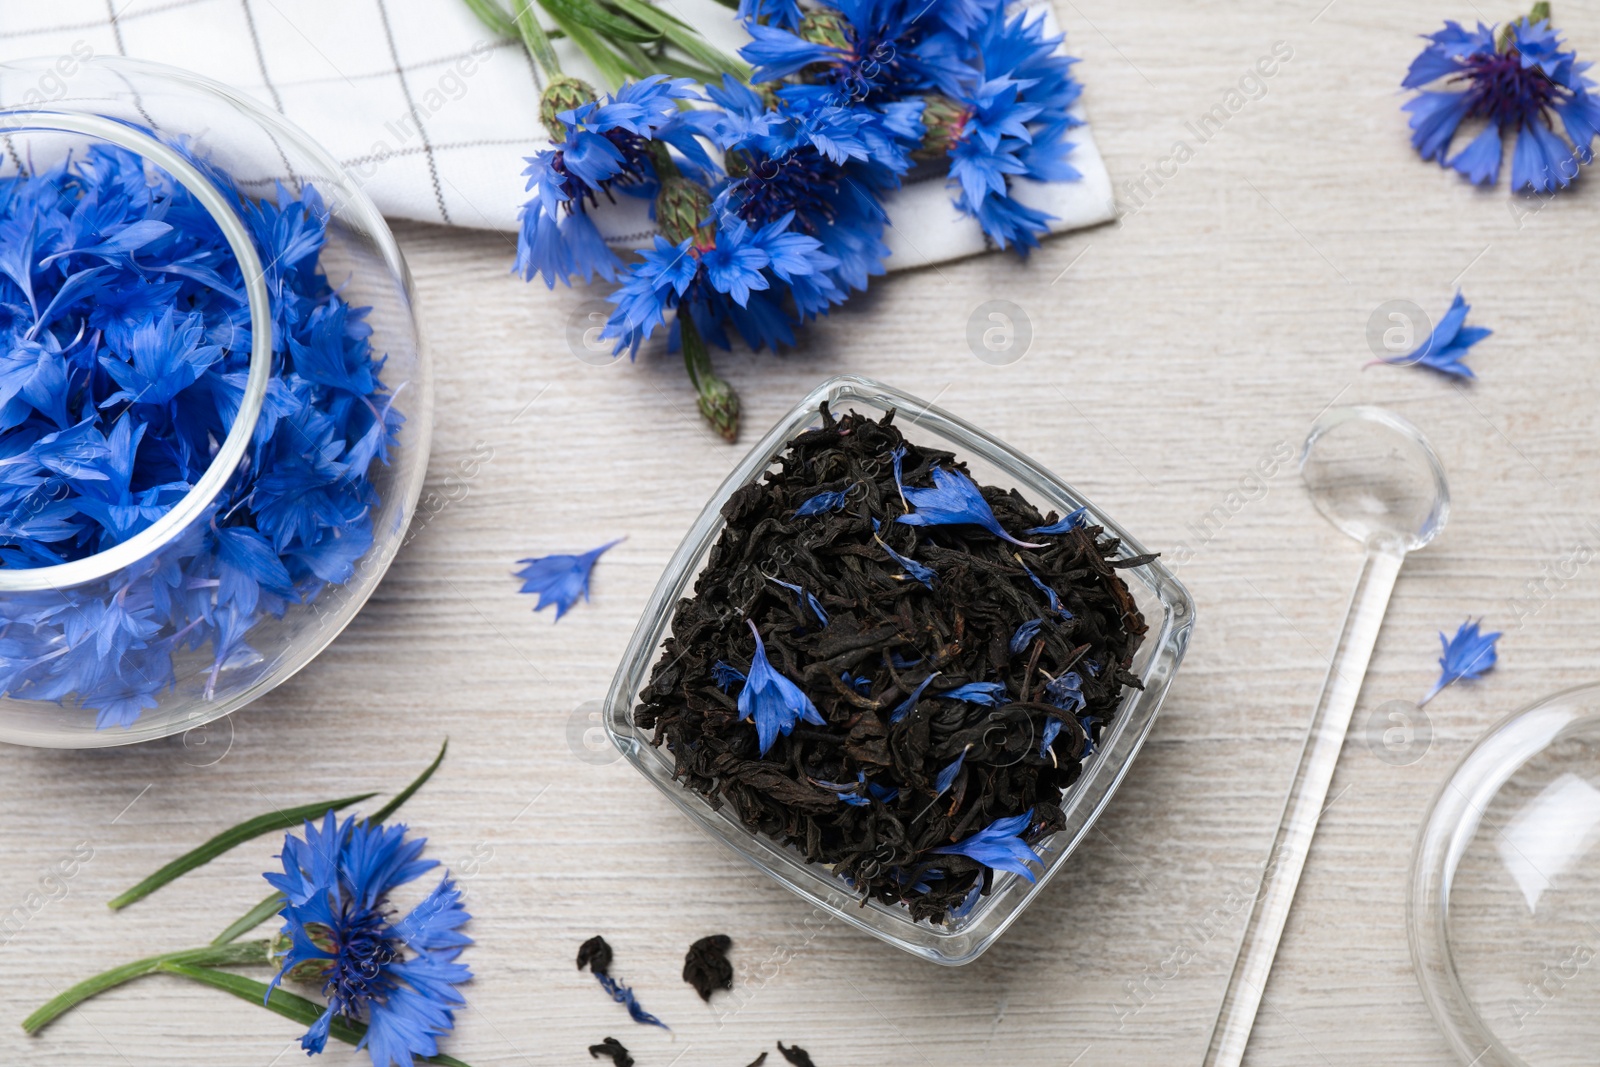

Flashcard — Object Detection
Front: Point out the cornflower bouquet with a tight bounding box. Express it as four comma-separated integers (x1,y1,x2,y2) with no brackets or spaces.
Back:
461,0,1085,439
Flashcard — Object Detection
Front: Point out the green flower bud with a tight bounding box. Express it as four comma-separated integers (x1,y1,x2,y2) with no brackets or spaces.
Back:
540,77,598,142
655,176,714,246
915,94,971,160
799,11,851,49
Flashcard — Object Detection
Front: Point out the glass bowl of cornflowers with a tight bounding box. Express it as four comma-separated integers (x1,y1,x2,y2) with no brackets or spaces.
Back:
0,57,430,747
605,376,1193,964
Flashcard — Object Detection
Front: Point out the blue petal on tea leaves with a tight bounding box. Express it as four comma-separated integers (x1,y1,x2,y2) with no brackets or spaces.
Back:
888,671,939,723
940,681,1007,705
794,486,851,515
931,809,1044,882
1009,618,1043,654
1044,671,1085,713
768,575,829,626
1027,506,1087,535
933,747,967,795
897,466,1043,548
736,619,826,756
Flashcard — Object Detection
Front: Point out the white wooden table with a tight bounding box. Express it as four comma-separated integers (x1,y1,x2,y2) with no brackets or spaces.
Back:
4,1,1599,1063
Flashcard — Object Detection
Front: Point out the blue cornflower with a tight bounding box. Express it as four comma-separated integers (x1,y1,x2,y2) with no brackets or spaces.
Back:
266,812,471,1067
795,485,854,515
516,77,714,288
713,661,748,692
897,466,1043,547
602,211,838,358
1038,716,1063,758
928,6,1084,252
708,78,917,304
842,671,873,695
737,0,805,31
931,809,1045,882
1420,618,1501,705
1009,618,1043,653
1027,506,1088,535
1370,292,1491,379
513,538,622,620
950,876,985,919
1403,16,1600,192
735,619,826,755
814,770,874,806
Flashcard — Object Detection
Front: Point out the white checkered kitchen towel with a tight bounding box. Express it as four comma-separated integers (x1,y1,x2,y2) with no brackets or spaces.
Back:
0,0,1114,268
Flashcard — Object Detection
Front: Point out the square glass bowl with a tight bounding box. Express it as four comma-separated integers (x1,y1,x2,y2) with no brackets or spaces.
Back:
604,375,1194,965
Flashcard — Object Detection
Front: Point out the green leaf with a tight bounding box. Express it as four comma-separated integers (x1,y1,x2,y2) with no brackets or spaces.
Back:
22,940,272,1035
209,889,286,946
541,0,659,42
544,5,635,89
158,964,474,1066
366,739,449,826
606,0,750,78
511,0,564,78
459,0,517,36
209,740,450,944
107,792,376,911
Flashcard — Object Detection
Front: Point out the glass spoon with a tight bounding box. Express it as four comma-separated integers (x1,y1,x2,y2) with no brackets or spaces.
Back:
1202,405,1450,1067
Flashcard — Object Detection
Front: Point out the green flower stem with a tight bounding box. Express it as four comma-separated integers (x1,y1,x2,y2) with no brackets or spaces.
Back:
544,5,635,89
511,0,564,79
107,792,376,910
209,740,449,946
679,312,740,442
157,964,473,1067
21,940,273,1035
606,0,751,79
459,0,517,36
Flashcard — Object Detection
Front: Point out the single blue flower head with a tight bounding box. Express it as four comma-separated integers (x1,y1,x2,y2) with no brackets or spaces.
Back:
1010,618,1044,654
898,466,1044,548
933,747,968,795
889,671,939,724
795,485,853,515
931,809,1045,882
1028,506,1088,535
513,538,622,620
736,619,826,755
1045,671,1086,713
266,812,471,1067
1402,16,1600,193
940,681,1007,705
1420,618,1501,705
1372,292,1490,379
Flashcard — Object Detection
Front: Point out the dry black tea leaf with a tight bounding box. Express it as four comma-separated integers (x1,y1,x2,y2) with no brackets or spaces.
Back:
777,1041,816,1067
682,934,735,1001
636,407,1148,922
577,935,615,975
588,1037,634,1067
744,1054,769,1067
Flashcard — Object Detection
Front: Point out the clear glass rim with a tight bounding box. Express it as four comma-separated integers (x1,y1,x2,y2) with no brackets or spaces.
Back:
0,99,272,591
1407,681,1600,1067
605,373,1196,963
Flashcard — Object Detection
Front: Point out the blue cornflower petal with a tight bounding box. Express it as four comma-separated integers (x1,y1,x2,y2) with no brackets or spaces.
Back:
842,671,872,696
768,576,829,627
1022,562,1068,617
1027,506,1088,535
931,809,1045,882
1010,618,1044,654
873,523,937,588
1038,716,1063,759
596,972,670,1029
898,466,1043,548
940,681,1007,705
933,747,968,795
889,672,939,724
713,661,747,692
1378,292,1490,379
1448,122,1503,185
795,486,853,515
1419,618,1501,706
513,538,622,620
1044,671,1086,713
736,619,826,756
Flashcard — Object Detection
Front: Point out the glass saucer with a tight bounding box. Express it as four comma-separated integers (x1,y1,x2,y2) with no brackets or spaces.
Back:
1410,683,1600,1066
